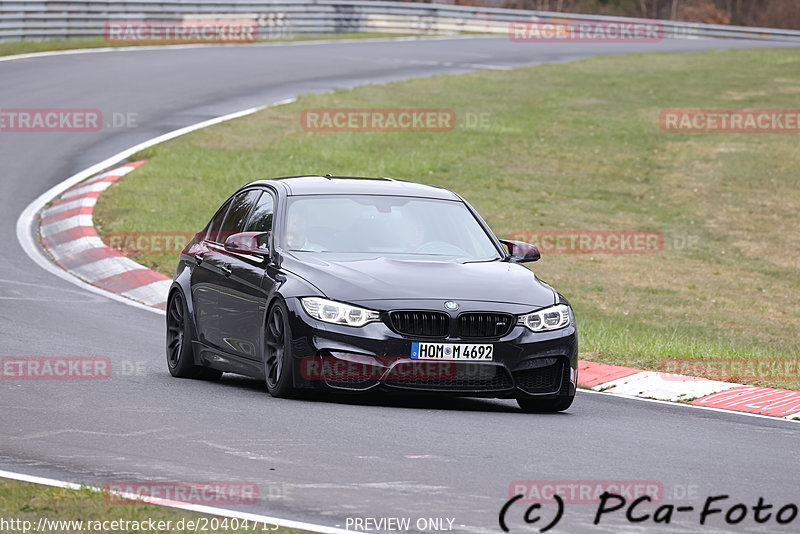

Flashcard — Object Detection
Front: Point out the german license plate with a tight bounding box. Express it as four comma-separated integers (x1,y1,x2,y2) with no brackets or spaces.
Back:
410,342,493,361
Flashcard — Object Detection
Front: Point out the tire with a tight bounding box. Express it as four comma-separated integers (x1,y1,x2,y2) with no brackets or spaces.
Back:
263,299,297,398
516,394,574,413
166,290,222,380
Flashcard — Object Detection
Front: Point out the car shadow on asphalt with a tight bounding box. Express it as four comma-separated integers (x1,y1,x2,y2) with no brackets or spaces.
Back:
213,375,571,415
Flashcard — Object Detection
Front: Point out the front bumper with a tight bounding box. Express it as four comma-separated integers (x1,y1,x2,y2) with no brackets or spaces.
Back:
284,298,578,399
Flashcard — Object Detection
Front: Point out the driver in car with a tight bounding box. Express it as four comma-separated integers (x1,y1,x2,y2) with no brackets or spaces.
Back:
286,215,327,252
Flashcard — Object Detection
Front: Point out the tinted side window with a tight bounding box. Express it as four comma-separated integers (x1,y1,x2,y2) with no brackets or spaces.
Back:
215,190,261,244
205,201,231,243
245,192,275,233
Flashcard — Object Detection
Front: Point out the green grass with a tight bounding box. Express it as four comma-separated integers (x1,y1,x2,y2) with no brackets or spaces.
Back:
94,47,800,389
0,478,305,534
0,33,418,57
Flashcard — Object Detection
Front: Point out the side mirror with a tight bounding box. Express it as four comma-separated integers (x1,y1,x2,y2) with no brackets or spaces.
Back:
500,239,541,263
224,232,270,255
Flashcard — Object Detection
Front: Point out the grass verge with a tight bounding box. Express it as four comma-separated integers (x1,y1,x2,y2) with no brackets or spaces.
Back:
94,47,800,389
0,478,306,534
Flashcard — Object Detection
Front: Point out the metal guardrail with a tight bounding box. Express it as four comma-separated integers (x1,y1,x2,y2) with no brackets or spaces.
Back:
2,0,800,43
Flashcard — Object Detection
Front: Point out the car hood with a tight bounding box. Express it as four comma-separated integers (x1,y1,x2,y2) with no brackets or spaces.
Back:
281,253,556,307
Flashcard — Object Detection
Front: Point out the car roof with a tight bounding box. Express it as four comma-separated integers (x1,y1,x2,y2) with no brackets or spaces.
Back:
248,175,461,200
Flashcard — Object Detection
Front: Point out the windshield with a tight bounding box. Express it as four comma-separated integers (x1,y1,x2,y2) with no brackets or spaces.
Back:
284,195,501,262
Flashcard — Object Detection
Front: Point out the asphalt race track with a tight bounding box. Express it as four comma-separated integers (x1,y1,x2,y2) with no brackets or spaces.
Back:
2,37,799,533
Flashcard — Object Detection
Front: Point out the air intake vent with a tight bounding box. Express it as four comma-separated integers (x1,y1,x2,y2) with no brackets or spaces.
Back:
513,360,565,394
385,362,513,390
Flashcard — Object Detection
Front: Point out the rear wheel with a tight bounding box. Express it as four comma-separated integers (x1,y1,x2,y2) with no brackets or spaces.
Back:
516,394,574,413
166,290,222,380
264,300,297,398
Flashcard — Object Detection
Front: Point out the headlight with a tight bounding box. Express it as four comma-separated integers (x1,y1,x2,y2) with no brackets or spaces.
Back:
518,304,572,332
301,297,380,327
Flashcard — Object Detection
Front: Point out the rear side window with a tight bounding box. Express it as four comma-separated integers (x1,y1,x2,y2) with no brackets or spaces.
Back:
245,192,275,233
211,190,261,244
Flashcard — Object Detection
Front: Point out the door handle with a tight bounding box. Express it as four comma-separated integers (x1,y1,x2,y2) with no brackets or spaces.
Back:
193,254,204,265
220,265,232,277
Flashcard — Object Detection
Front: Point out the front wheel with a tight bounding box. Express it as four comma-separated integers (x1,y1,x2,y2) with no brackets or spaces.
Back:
263,299,297,398
516,394,574,413
166,290,222,380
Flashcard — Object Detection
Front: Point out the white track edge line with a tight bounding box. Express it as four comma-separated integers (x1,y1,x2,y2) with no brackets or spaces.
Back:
15,98,295,315
17,92,800,424
578,388,800,424
0,469,349,534
11,42,796,455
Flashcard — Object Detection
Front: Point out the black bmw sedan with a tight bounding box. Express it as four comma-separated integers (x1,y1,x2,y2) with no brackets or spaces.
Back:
167,176,577,412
